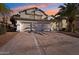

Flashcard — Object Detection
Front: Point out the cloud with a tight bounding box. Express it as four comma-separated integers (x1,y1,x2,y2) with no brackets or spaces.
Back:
11,3,59,15
45,8,60,15
11,3,55,13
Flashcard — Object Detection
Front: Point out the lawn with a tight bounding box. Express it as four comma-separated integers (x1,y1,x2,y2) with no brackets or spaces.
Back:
0,32,18,47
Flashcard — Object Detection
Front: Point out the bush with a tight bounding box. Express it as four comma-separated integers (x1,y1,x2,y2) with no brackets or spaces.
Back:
60,28,66,31
0,23,6,35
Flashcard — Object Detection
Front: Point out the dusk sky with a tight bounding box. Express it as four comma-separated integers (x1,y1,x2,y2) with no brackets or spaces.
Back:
5,3,63,15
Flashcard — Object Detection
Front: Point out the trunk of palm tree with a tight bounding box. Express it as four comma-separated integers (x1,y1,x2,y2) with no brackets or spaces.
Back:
72,20,76,32
66,18,72,32
67,18,76,32
60,20,63,31
65,20,68,32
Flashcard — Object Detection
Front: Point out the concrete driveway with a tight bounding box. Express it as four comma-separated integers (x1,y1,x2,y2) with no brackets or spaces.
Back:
0,32,79,55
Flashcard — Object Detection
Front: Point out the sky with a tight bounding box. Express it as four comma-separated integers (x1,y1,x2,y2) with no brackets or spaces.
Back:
5,3,63,15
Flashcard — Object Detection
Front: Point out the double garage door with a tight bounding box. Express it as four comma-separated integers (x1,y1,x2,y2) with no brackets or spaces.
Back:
21,22,51,32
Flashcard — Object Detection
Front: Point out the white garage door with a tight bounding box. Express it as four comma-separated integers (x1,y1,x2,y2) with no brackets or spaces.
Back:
34,23,51,32
21,22,31,32
18,22,51,32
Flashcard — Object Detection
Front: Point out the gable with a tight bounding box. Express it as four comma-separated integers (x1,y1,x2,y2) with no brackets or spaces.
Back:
18,7,48,20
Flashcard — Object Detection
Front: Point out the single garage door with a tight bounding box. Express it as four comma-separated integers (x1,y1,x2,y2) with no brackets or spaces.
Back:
34,23,51,32
21,22,32,32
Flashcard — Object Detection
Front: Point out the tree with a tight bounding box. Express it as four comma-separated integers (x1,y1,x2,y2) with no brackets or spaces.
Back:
0,3,10,20
10,14,19,32
0,3,11,32
57,3,78,32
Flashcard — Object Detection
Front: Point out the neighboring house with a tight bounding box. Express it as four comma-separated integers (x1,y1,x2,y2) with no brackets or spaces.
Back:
0,13,11,26
13,7,52,32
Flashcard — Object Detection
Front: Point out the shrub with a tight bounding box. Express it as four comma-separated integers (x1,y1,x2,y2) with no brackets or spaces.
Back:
61,28,66,31
0,23,6,35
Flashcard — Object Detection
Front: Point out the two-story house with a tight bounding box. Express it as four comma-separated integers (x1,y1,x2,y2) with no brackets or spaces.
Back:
13,7,52,32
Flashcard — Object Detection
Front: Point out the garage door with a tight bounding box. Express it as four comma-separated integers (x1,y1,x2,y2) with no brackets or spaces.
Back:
22,22,32,32
34,23,51,32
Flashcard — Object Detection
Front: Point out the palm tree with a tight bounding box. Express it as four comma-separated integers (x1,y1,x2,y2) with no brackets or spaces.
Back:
0,3,11,32
57,3,78,32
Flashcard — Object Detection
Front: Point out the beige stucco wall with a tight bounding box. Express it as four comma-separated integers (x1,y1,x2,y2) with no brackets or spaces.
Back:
62,19,67,28
50,19,67,31
0,16,11,24
50,22,57,31
19,9,46,20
